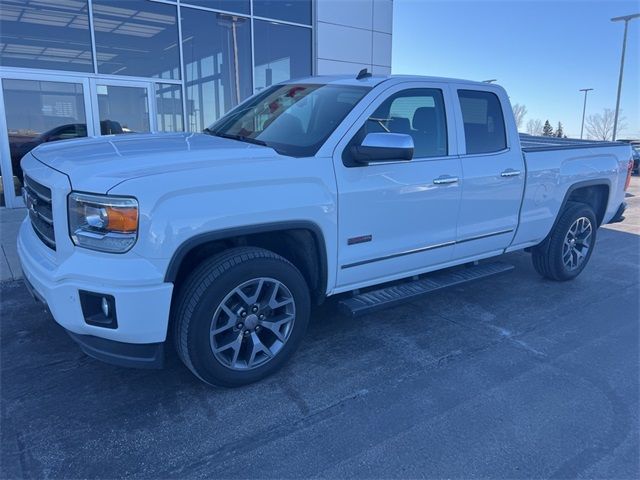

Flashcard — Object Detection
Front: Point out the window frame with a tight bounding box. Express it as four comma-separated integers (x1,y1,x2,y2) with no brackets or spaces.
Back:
455,88,509,157
339,82,457,168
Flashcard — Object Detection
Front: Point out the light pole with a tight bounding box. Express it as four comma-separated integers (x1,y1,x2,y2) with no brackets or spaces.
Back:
579,88,593,139
611,13,640,141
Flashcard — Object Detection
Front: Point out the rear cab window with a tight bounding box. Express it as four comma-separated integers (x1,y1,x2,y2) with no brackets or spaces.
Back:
458,90,507,154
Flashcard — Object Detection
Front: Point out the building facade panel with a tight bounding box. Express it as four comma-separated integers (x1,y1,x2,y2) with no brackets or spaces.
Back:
373,0,393,34
372,31,392,67
316,58,370,75
316,21,372,65
316,0,373,30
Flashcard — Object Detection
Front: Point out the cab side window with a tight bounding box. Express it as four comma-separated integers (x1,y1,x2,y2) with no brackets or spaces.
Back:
362,88,448,159
457,90,507,154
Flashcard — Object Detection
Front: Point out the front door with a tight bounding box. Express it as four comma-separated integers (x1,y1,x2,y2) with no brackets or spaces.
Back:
89,79,153,137
451,87,526,260
333,82,462,292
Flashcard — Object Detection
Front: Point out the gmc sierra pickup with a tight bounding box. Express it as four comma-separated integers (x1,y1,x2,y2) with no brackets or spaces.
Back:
18,73,633,387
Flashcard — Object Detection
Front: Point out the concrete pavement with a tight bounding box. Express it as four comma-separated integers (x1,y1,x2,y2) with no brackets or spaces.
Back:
0,207,24,282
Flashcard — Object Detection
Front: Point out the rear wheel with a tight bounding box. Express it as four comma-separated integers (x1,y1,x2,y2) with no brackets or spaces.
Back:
173,247,310,387
532,202,597,281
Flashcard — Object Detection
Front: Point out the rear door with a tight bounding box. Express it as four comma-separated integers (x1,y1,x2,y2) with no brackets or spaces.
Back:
332,81,462,291
452,87,525,259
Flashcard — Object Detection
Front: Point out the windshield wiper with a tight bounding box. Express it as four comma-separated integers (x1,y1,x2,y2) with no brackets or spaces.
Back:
205,130,268,147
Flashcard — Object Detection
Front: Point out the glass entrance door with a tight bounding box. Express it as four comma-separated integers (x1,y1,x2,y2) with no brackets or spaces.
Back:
90,79,153,137
0,76,155,207
0,75,92,207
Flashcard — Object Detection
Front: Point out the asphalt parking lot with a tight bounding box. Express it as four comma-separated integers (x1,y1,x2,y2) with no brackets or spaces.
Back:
1,180,639,479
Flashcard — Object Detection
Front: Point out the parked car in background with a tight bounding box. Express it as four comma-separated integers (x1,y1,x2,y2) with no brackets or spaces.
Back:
9,123,88,182
9,120,128,183
18,73,633,387
618,139,639,175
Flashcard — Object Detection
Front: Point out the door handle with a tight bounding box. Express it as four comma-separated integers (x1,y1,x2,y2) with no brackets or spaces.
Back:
500,169,521,178
433,176,459,185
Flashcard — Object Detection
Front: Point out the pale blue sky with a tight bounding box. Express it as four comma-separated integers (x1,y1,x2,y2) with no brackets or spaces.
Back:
392,0,640,138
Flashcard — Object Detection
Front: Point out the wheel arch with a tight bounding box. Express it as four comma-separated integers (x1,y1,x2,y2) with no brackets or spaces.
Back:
164,221,329,304
562,180,611,226
551,179,611,234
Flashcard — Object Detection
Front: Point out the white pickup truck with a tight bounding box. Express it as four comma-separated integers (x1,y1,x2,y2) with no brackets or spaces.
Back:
18,73,633,387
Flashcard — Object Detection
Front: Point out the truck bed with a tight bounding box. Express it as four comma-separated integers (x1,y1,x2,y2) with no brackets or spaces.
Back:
519,134,621,152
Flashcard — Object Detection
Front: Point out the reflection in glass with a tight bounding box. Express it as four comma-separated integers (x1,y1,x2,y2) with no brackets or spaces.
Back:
253,0,311,25
181,9,252,131
208,83,370,157
181,0,250,15
92,0,180,79
253,20,312,93
0,0,93,72
1,79,87,197
96,85,150,134
156,83,184,132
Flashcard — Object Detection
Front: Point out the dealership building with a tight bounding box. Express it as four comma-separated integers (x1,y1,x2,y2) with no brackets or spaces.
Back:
0,0,393,207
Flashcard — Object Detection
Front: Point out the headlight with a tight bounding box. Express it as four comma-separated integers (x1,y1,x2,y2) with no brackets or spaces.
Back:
68,192,138,253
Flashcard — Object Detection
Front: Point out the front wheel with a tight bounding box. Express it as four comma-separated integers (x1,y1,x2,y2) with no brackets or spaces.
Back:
173,247,310,387
531,202,597,281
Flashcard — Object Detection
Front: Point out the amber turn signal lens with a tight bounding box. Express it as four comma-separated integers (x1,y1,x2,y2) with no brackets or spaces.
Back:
105,207,138,232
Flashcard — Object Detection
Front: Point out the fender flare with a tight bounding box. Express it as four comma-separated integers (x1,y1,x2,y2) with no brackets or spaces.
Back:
549,178,611,235
163,220,329,295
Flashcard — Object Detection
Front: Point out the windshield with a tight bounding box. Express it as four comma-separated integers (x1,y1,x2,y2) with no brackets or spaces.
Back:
206,83,371,157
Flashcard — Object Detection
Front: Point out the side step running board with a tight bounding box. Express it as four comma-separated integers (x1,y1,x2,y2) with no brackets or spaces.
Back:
338,261,514,317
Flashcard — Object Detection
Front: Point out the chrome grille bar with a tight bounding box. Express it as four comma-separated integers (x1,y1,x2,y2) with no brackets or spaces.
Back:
23,176,56,251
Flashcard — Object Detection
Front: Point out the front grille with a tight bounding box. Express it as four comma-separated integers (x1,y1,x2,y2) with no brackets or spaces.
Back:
23,176,56,250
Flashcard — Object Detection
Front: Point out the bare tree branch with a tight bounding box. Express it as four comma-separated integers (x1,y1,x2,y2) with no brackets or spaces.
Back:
526,118,543,136
512,103,527,130
585,108,627,141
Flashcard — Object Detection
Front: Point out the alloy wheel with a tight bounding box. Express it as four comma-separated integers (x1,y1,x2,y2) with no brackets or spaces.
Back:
562,216,593,271
210,277,296,370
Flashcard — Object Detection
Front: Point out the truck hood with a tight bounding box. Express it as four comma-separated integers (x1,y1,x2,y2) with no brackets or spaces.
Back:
29,132,280,192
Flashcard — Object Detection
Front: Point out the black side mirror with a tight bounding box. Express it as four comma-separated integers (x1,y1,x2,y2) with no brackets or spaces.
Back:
351,132,414,164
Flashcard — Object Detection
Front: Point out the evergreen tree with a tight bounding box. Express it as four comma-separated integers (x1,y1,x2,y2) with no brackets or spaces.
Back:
542,120,554,136
556,122,564,138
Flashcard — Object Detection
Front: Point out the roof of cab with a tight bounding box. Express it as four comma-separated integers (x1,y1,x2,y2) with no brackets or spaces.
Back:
286,74,494,88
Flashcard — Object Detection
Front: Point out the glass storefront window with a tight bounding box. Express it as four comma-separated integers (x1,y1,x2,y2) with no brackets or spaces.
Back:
92,0,180,79
1,79,87,198
156,83,184,132
253,0,311,25
181,9,252,132
0,0,93,72
96,84,150,134
181,1,250,15
253,20,312,92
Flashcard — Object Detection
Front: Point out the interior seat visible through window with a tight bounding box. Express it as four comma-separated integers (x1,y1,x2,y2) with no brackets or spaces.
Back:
353,88,448,161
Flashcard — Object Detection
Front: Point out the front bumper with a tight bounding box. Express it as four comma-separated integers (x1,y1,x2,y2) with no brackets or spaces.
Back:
18,219,174,367
23,273,165,368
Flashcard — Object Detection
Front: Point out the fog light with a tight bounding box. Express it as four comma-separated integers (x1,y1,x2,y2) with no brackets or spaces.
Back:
101,297,110,317
79,290,117,329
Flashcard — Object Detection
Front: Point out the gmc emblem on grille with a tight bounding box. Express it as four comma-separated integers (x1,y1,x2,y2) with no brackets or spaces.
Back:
23,188,37,214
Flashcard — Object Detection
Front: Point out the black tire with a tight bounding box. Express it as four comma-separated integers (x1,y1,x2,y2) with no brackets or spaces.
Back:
531,202,598,281
172,247,310,387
